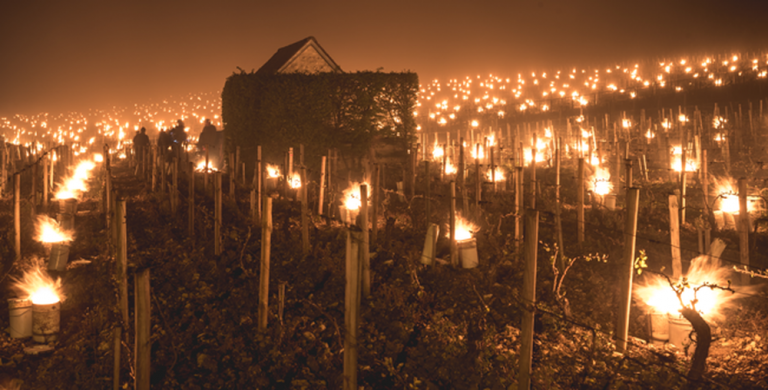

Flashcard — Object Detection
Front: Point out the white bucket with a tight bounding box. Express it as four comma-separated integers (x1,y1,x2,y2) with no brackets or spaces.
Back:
57,212,75,231
33,301,60,343
667,314,694,354
604,194,617,211
420,223,440,265
649,310,669,341
339,205,360,225
48,243,70,272
458,238,478,269
9,298,33,339
58,198,78,215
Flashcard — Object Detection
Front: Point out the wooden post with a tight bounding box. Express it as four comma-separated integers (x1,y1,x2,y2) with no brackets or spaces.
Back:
161,153,167,195
617,188,640,353
135,269,150,390
371,163,379,249
42,156,48,209
450,181,458,266
458,138,467,213
318,156,327,215
151,146,156,192
530,143,537,210
739,178,750,285
258,197,273,330
188,162,195,237
425,161,431,226
105,147,112,230
301,166,309,254
204,149,209,193
669,194,682,279
171,158,179,213
475,144,481,208
344,230,362,390
229,153,235,198
519,209,539,390
14,173,21,263
410,144,416,200
113,326,121,390
577,158,585,244
278,282,286,325
214,172,222,256
555,139,564,270
680,143,687,224
250,188,257,223
515,166,523,251
256,146,262,219
702,149,709,217
116,200,129,325
360,185,370,298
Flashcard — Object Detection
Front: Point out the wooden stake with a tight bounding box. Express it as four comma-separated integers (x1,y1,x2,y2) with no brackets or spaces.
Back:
371,163,379,249
739,178,750,285
318,156,326,215
301,166,309,254
14,173,20,263
134,269,150,390
450,181,458,266
214,172,222,256
519,209,539,390
116,200,129,325
113,326,121,390
229,153,235,198
42,156,48,209
425,161,431,227
702,149,709,217
669,194,682,279
343,230,362,390
617,188,640,353
278,282,286,325
256,146,262,220
555,139,564,270
360,185,370,298
171,157,179,213
475,144,481,209
515,166,523,251
188,162,195,237
258,196,273,330
204,149,209,193
577,158,585,244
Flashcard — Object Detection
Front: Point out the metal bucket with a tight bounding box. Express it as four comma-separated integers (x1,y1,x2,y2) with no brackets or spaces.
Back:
33,301,60,343
58,198,78,215
420,223,440,265
458,238,479,269
9,298,33,339
57,212,75,231
648,310,669,341
48,244,70,272
667,314,694,354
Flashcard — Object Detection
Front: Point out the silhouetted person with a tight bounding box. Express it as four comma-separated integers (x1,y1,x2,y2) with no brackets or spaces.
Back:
198,119,217,152
158,128,172,161
169,119,187,159
133,127,150,162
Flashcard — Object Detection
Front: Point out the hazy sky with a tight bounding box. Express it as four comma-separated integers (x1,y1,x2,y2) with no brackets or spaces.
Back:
2,0,767,115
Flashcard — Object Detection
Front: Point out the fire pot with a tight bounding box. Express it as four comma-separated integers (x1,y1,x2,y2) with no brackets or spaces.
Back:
9,298,33,339
458,238,478,269
667,314,694,354
48,243,70,272
648,310,669,341
33,301,60,343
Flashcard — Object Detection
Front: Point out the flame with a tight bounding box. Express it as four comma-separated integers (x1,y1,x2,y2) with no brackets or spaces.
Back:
93,153,104,163
470,145,485,160
432,144,444,161
486,168,505,182
592,166,612,195
266,164,280,178
55,160,96,199
288,172,302,189
670,146,697,172
452,214,478,242
444,159,457,175
713,177,759,213
634,240,753,321
645,130,655,139
343,182,370,211
195,160,217,172
35,215,74,243
13,261,63,305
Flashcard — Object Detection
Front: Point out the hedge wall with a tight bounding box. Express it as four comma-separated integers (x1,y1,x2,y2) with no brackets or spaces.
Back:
221,71,418,169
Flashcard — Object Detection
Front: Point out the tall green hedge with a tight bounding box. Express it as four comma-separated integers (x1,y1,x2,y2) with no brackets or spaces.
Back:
221,71,418,169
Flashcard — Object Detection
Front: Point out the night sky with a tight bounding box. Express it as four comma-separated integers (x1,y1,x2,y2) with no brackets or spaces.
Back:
2,0,767,116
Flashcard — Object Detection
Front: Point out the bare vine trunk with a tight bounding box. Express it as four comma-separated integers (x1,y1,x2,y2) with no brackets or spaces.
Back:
680,308,711,382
